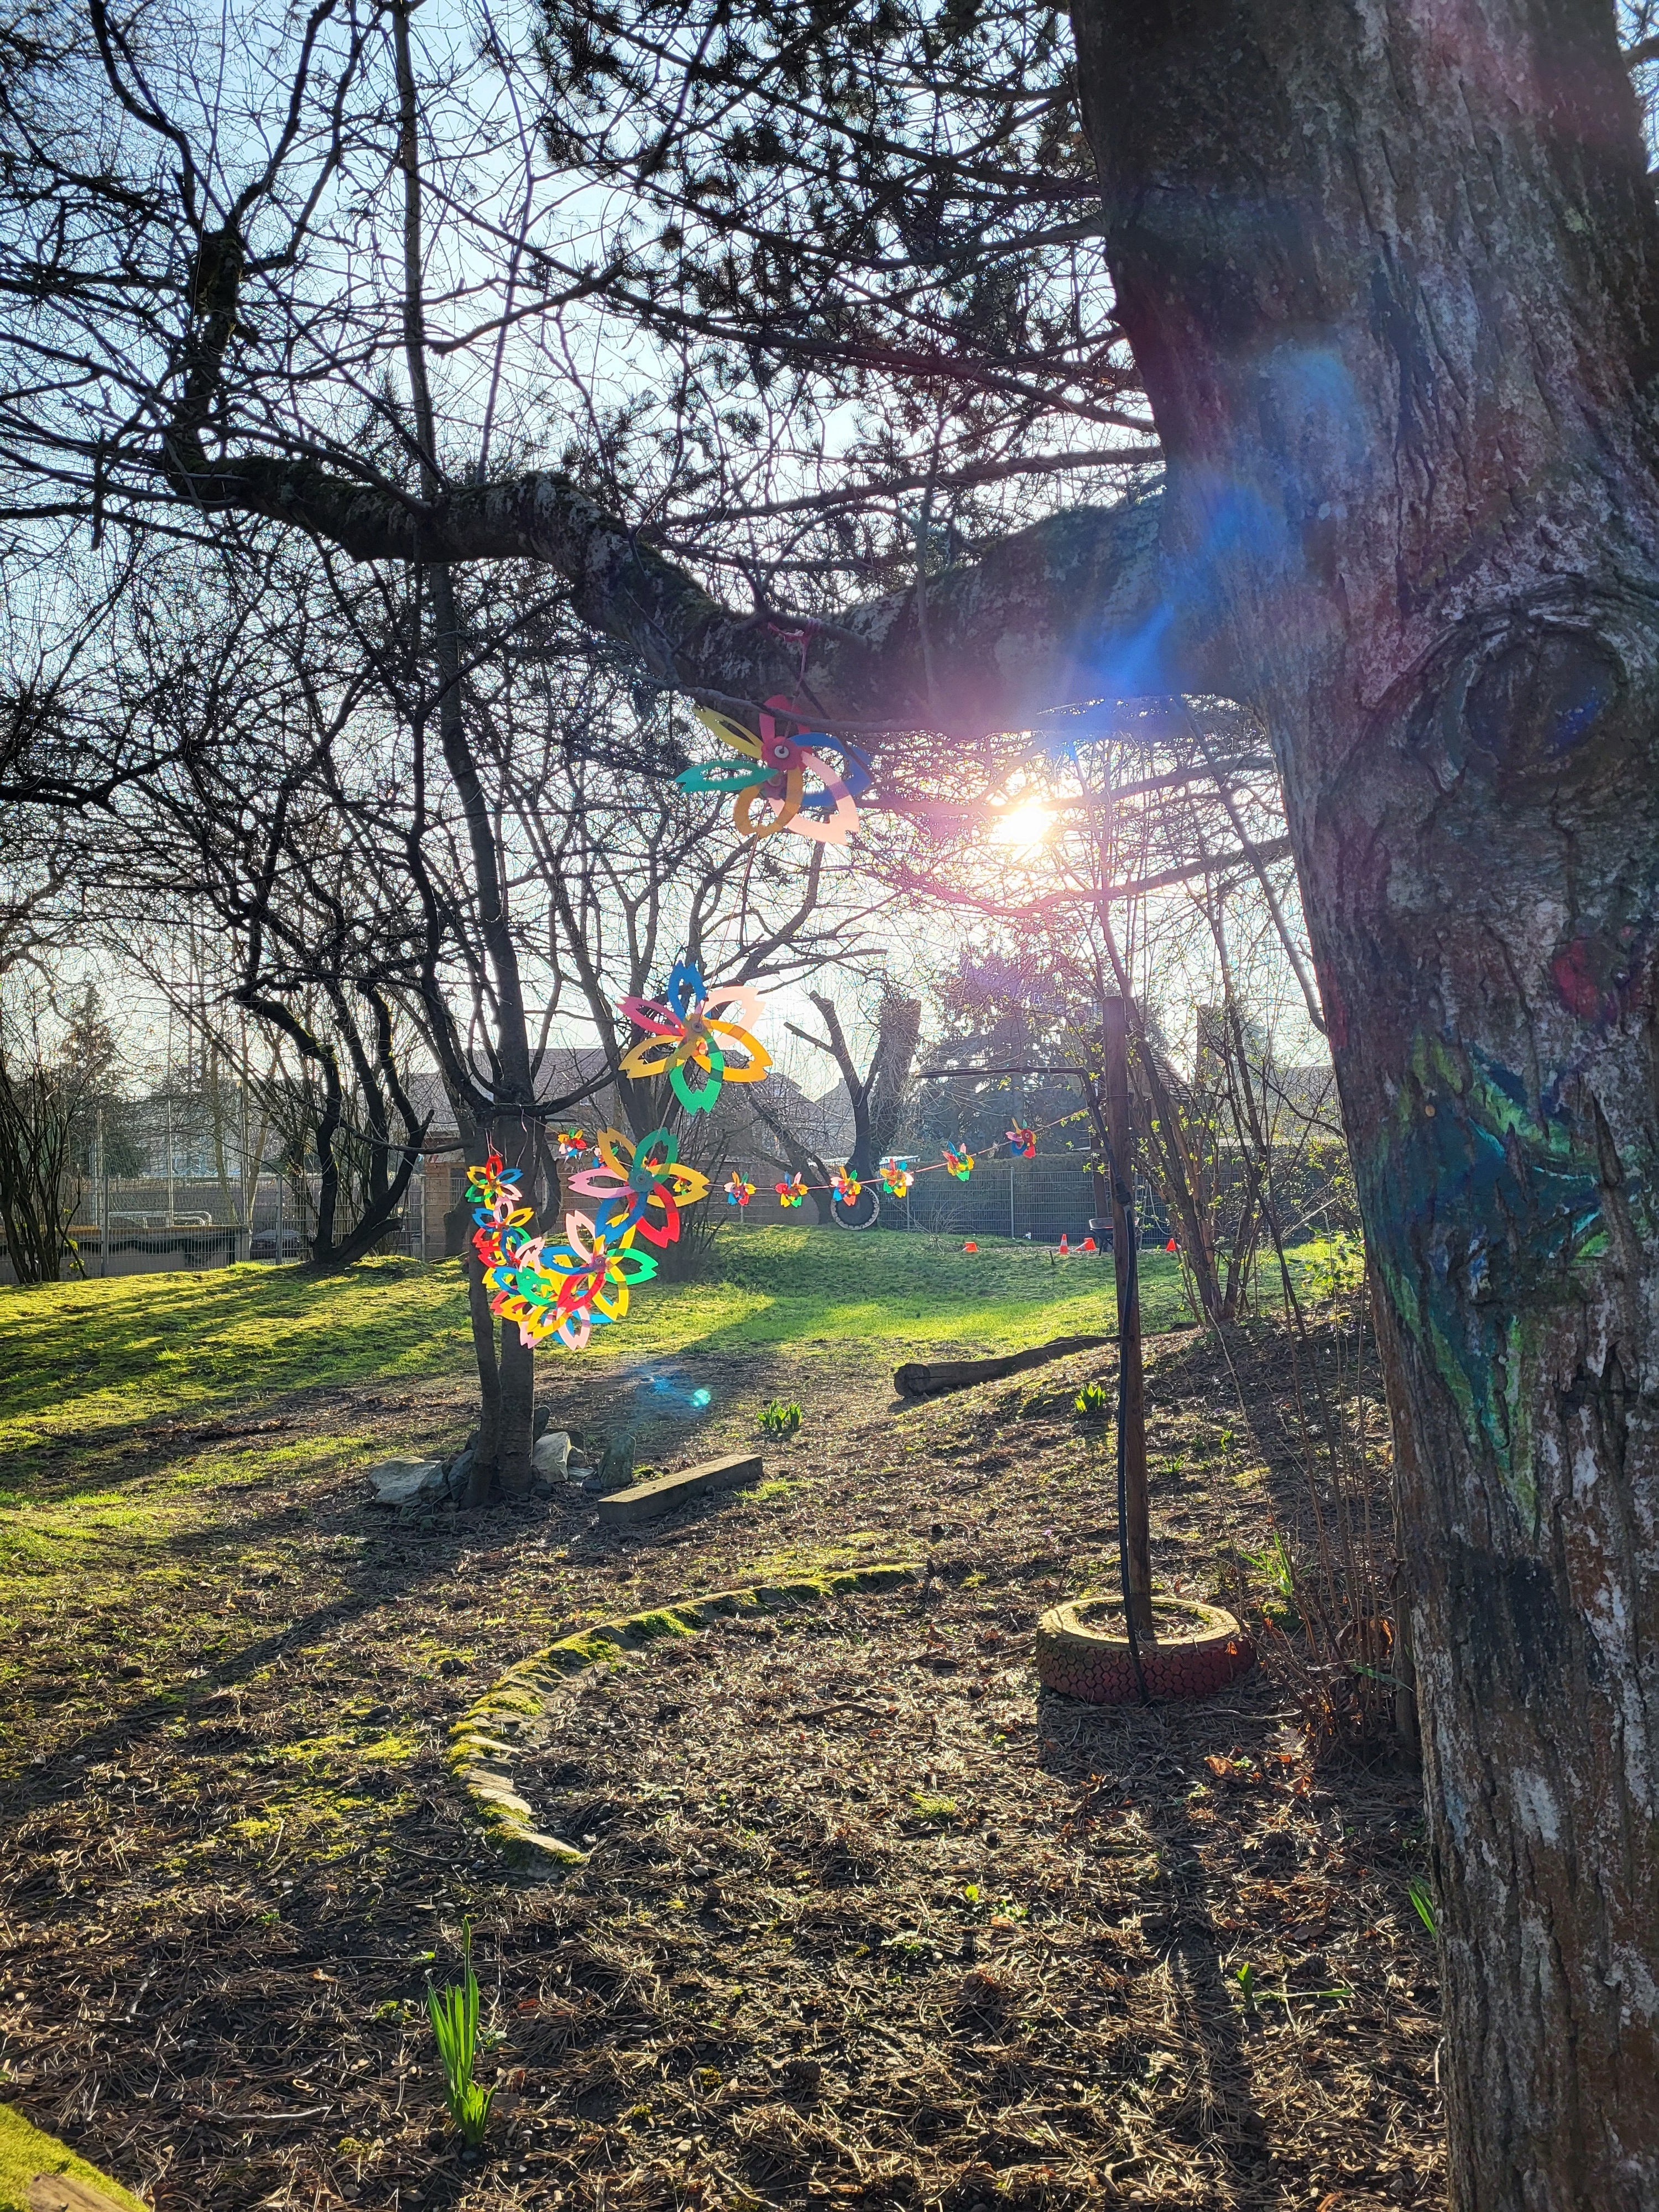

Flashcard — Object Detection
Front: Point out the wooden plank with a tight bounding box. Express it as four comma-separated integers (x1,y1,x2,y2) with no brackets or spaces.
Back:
29,2177,135,2212
594,1452,765,1526
893,1332,1115,1400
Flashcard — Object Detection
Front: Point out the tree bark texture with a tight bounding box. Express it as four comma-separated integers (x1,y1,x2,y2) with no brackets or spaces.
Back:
1070,3,1659,2203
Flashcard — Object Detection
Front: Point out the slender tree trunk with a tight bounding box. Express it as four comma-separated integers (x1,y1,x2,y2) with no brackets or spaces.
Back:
1072,3,1659,2200
394,0,535,1495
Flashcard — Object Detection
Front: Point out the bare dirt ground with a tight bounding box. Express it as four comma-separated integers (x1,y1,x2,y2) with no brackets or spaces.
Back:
0,1322,1441,2212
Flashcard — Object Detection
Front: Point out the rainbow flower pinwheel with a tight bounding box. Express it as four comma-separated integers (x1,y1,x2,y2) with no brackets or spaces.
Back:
943,1144,974,1181
554,1129,589,1160
566,1125,711,1250
618,959,771,1117
879,1156,913,1196
776,1175,808,1207
498,1213,658,1351
724,1173,757,1208
1006,1124,1036,1159
467,1150,656,1350
832,1166,863,1204
677,698,872,848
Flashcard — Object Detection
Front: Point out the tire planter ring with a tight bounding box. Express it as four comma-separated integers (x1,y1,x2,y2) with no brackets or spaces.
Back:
1035,1594,1255,1705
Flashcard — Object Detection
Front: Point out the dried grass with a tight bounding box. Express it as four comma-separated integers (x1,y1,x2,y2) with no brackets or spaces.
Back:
0,1315,1442,2211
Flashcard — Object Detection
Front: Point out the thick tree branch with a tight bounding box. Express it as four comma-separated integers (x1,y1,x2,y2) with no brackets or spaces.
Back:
164,444,1228,734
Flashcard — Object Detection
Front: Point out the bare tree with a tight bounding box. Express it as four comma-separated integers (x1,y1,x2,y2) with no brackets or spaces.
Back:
2,1,1657,2194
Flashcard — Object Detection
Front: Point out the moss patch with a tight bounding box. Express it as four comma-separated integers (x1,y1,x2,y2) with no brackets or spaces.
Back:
0,2101,148,2212
447,1562,919,1864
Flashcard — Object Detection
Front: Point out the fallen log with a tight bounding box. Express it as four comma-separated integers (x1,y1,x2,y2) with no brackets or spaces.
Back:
893,1333,1117,1400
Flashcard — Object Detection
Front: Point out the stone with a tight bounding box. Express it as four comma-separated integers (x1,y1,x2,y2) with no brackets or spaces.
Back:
596,1452,765,1526
596,1438,634,1491
366,1458,447,1506
531,1429,571,1478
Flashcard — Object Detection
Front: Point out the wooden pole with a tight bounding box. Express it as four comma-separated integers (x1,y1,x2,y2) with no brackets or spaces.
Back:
1103,995,1154,1635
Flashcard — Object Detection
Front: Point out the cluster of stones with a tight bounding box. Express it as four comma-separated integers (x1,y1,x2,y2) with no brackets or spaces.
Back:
447,1563,918,1867
1034,1595,1255,1705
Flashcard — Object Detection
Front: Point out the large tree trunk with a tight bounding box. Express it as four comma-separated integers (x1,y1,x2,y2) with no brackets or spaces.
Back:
1070,3,1659,2202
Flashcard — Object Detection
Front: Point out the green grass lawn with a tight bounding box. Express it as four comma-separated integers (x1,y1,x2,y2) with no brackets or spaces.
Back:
0,1229,1191,1468
0,1229,1191,1777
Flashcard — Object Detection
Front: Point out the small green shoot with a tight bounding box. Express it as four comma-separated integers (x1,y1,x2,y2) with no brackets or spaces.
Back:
1244,1530,1297,1598
1407,1879,1439,1937
426,1920,494,2148
759,1398,804,1439
1230,1958,1350,2009
1074,1381,1111,1420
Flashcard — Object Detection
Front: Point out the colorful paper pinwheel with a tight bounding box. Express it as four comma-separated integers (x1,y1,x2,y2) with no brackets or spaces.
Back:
724,1173,757,1208
879,1156,912,1196
554,1129,589,1160
943,1144,974,1181
677,699,872,847
467,1150,659,1350
618,959,771,1117
566,1125,711,1250
1006,1124,1036,1159
832,1166,863,1204
494,1214,658,1352
776,1175,808,1208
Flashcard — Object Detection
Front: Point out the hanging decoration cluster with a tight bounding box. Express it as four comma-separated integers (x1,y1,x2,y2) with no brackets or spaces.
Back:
677,701,872,847
467,945,1082,1352
467,1149,666,1353
467,960,752,1352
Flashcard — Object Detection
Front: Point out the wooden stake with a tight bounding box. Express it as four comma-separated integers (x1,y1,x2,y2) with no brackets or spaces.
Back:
1103,995,1154,1635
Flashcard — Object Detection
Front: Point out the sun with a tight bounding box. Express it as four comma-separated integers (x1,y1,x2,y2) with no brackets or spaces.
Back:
989,800,1054,849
